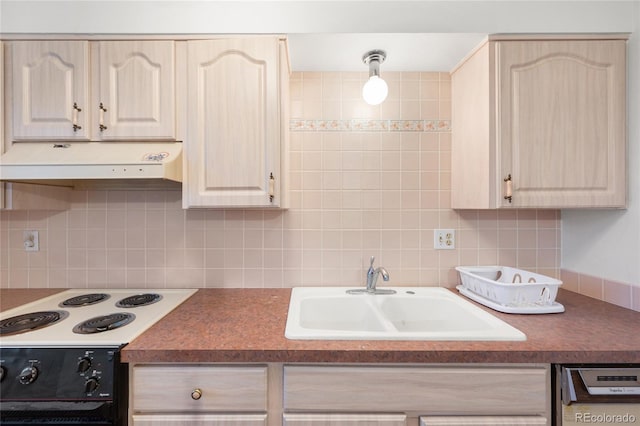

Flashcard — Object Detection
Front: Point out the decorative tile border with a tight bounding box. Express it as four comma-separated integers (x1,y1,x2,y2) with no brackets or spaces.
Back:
290,119,451,132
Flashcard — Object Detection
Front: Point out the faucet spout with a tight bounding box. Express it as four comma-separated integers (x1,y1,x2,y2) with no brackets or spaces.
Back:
346,256,395,295
367,266,390,292
365,257,390,293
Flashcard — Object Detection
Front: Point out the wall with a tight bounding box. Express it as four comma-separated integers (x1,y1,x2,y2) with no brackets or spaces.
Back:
0,0,637,306
562,2,640,287
0,71,561,289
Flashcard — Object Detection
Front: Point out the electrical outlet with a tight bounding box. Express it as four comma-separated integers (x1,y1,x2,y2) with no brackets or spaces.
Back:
23,230,39,252
434,229,455,250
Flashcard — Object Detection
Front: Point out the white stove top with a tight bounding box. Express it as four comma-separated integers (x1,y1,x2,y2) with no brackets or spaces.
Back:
0,289,196,347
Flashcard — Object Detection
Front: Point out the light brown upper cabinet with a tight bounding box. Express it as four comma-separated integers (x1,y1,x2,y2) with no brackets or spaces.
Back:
9,40,175,141
451,36,627,209
9,40,90,140
183,37,289,208
1,41,72,210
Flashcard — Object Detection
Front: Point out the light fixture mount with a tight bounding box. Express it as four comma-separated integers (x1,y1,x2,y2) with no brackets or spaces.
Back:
362,50,387,67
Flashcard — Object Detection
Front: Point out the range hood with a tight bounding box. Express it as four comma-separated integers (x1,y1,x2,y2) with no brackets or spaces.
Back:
0,141,182,188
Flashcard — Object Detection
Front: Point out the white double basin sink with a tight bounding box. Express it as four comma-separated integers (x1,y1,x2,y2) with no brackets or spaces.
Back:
285,287,526,341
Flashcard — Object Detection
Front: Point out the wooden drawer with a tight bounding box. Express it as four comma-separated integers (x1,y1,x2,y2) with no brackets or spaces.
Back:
283,413,407,426
284,365,549,415
420,416,548,425
132,414,268,426
133,365,268,412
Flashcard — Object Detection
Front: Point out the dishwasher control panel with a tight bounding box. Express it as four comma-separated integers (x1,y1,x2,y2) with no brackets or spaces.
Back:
579,368,640,396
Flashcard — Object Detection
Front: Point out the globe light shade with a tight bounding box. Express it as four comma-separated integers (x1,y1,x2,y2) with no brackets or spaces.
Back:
362,76,389,106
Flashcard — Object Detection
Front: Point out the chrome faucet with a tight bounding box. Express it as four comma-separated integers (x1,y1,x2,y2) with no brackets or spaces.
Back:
366,256,389,292
347,256,395,295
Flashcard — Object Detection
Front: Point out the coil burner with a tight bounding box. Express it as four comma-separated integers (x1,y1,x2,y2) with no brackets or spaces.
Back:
0,310,69,336
60,293,111,307
115,293,162,308
72,313,136,334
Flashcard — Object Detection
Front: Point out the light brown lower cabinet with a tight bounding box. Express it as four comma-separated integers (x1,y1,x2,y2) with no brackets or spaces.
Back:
283,365,550,417
131,414,267,426
131,365,270,425
130,364,551,426
282,414,407,426
419,416,548,425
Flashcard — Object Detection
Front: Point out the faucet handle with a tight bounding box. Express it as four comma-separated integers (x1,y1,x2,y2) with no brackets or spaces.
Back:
370,256,375,267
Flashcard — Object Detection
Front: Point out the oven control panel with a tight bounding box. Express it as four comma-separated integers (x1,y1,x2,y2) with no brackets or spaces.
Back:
0,347,118,400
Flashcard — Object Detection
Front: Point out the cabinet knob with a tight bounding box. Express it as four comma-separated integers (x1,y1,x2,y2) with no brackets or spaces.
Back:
191,388,202,400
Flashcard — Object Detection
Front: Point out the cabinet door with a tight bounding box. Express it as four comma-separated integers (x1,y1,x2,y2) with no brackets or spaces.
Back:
283,414,407,426
497,40,626,208
96,40,175,140
2,42,72,211
10,40,90,140
420,416,547,425
185,38,284,207
132,414,267,426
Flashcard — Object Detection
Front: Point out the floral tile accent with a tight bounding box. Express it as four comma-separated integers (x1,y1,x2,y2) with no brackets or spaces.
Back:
423,120,452,131
290,119,451,133
390,120,423,132
315,120,351,131
437,120,452,131
350,119,388,131
289,120,317,131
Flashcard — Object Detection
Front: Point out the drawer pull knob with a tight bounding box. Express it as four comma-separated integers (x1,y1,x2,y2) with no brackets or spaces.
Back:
191,388,202,400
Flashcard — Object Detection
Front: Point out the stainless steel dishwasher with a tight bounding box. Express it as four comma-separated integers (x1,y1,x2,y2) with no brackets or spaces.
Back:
556,365,640,425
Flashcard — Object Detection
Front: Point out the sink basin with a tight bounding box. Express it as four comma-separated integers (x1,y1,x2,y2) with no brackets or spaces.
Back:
285,287,526,341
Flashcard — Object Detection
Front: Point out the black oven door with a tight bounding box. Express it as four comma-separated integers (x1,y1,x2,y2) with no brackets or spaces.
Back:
0,347,128,426
0,400,117,425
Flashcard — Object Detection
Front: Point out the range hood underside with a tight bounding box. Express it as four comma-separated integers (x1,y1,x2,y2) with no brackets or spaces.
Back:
4,178,183,191
0,141,183,190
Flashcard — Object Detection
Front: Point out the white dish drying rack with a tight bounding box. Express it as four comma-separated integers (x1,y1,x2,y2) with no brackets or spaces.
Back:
455,266,564,314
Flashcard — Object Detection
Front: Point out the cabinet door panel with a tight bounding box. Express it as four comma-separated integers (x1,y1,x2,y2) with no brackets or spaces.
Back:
498,40,626,207
185,38,282,207
283,414,406,426
132,414,267,426
420,416,547,426
11,40,90,139
97,40,175,140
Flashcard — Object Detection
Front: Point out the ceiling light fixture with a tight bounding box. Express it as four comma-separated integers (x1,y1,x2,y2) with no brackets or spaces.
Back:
362,50,388,106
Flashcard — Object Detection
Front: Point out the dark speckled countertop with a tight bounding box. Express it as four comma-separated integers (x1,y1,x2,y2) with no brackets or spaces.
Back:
2,288,639,364
121,288,640,364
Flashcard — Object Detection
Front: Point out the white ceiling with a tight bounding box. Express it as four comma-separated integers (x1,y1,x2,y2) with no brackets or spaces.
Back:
286,33,486,72
0,1,634,74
